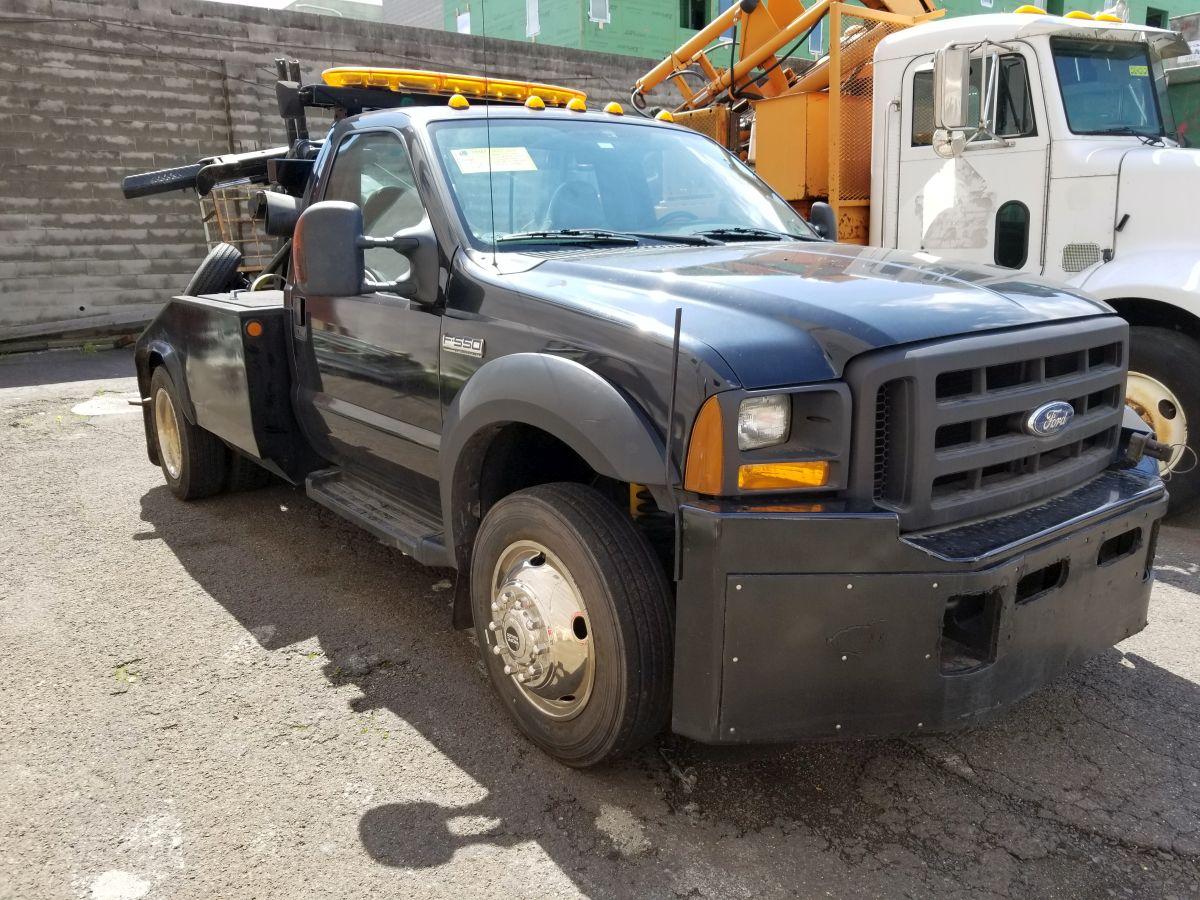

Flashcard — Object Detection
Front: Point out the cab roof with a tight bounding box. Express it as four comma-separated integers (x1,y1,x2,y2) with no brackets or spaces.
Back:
875,12,1187,62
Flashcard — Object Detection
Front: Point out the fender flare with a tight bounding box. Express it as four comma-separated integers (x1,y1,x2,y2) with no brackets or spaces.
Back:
1076,254,1200,322
137,337,197,424
439,352,674,553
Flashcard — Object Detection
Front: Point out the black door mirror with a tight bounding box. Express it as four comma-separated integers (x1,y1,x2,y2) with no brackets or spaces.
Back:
809,201,838,242
293,201,367,297
293,200,439,303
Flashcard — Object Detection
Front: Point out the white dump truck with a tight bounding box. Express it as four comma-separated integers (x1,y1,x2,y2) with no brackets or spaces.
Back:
635,2,1200,510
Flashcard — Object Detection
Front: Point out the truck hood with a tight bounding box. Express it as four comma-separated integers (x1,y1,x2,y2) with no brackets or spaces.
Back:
1116,146,1200,252
507,242,1110,388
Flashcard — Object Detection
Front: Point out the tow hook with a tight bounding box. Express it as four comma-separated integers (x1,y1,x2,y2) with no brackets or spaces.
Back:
1124,431,1175,466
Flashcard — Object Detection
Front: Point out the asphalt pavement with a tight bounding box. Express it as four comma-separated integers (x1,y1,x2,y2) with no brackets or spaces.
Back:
1,348,1198,900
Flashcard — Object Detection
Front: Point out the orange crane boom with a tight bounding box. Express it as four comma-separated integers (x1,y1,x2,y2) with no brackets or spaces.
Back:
632,0,943,244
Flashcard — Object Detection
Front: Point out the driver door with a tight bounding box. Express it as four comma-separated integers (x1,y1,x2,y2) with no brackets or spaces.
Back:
895,47,1050,274
292,128,443,481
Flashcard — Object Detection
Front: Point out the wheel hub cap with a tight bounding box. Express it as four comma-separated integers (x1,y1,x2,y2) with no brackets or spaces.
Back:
1126,371,1189,472
487,541,594,720
154,388,183,479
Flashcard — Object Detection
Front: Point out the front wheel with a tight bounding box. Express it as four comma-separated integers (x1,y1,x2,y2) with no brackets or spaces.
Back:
470,483,673,767
1128,326,1199,514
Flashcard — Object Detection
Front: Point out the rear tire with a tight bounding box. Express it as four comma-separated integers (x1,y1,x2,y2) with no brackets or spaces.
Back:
470,483,673,767
1128,326,1199,514
184,243,244,296
150,367,228,501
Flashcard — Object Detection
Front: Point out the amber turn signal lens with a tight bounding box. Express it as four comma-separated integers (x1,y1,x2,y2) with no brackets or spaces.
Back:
683,396,724,494
245,320,263,338
738,460,829,491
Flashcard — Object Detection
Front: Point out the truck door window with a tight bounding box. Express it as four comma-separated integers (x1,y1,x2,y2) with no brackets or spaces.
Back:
323,131,424,285
994,200,1030,268
911,55,1037,146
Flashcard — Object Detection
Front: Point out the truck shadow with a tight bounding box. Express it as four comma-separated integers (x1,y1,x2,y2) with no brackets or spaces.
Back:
138,481,1200,894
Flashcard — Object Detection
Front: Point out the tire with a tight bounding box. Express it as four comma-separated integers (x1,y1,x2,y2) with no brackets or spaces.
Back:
470,483,673,767
184,242,244,296
150,367,228,501
1128,326,1200,514
226,452,274,493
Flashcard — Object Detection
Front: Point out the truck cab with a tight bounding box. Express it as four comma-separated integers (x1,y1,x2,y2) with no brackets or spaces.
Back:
871,13,1199,507
128,72,1170,766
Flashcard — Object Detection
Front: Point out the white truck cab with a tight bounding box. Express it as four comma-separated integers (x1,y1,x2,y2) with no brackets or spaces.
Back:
871,13,1199,508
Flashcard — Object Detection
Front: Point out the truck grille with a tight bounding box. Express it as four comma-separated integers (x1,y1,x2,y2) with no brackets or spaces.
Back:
847,319,1128,531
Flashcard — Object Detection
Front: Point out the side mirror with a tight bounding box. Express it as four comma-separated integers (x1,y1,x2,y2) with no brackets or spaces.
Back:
933,46,972,131
292,200,439,303
292,201,366,297
809,201,838,242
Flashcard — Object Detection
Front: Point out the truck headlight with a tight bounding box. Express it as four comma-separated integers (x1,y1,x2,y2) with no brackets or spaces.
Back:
737,395,790,450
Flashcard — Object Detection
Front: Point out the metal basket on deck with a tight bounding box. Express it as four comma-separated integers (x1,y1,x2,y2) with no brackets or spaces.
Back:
198,182,274,276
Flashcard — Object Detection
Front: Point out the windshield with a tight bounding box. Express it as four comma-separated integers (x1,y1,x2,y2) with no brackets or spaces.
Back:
428,118,817,247
1051,38,1164,136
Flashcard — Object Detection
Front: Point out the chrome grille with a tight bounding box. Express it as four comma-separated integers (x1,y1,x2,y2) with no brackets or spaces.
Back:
849,319,1128,532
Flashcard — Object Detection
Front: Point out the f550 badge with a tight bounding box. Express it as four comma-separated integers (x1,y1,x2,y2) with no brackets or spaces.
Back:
442,335,484,358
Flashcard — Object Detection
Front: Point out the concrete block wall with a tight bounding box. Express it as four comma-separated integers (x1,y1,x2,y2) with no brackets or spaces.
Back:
0,0,660,341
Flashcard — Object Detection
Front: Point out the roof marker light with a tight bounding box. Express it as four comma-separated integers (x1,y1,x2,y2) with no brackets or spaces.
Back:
525,95,546,110
655,110,675,122
603,101,625,115
567,97,587,112
1064,9,1095,18
1013,4,1046,12
1094,12,1123,20
448,93,470,110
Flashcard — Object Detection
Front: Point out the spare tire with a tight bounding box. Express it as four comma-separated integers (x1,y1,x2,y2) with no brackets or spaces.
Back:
185,242,244,296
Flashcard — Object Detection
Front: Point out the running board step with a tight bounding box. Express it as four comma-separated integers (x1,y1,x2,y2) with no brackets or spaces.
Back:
306,469,450,567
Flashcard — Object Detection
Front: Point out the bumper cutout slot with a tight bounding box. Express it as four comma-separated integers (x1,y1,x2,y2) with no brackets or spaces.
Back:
1015,559,1069,606
940,590,1002,675
1097,527,1140,567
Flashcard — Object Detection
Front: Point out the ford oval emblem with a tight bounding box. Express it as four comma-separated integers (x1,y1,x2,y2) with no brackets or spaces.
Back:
1024,401,1074,437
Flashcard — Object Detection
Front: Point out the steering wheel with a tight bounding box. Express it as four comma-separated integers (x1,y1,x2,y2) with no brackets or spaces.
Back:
656,210,700,228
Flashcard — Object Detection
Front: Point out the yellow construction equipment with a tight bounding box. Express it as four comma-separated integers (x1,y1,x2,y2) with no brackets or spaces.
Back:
632,0,943,243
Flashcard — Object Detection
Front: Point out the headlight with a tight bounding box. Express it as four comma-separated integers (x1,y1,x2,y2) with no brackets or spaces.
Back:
737,395,790,450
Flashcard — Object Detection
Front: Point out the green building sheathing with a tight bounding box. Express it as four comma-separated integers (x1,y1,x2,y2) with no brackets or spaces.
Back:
444,0,1200,60
444,1,724,58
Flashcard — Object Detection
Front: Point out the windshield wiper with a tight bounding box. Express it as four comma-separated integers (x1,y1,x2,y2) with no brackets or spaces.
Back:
1092,125,1165,146
625,232,720,246
497,229,720,248
496,229,641,246
693,226,815,243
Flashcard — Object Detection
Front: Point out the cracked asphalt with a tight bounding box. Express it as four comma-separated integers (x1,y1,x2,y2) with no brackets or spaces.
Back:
1,347,1198,900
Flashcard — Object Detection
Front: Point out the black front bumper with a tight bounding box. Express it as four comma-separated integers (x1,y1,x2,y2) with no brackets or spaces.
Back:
671,465,1167,744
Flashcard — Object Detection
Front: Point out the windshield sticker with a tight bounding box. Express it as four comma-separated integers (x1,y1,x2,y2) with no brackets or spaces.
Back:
450,146,537,174
1129,64,1149,77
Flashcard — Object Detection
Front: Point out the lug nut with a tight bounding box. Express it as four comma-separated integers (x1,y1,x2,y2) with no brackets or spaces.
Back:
503,665,514,675
488,622,498,631
492,645,503,656
516,674,527,683
490,602,500,612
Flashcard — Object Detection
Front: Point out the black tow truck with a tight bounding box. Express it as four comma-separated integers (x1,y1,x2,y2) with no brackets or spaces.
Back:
123,64,1171,766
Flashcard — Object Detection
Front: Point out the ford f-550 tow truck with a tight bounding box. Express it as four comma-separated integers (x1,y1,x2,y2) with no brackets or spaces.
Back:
122,68,1170,766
